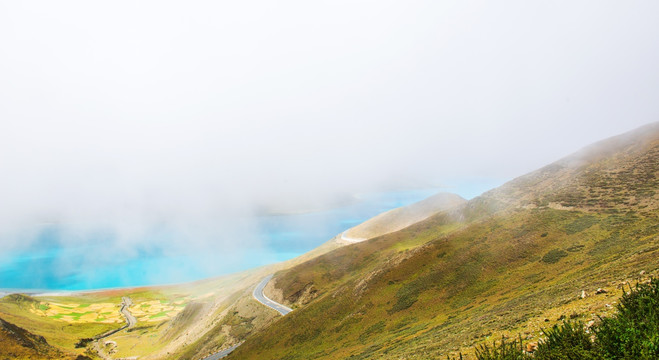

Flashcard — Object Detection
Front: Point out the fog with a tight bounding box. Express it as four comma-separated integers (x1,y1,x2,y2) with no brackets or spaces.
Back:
1,1,658,283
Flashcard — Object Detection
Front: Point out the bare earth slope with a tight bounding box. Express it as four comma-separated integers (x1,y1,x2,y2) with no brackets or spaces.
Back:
227,122,659,360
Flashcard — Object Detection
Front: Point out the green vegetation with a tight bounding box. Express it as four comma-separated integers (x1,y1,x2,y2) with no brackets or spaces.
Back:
541,249,568,264
3,125,658,360
172,294,277,360
230,207,659,359
564,215,598,234
148,311,169,319
0,316,76,359
344,192,466,240
455,279,659,360
597,279,659,359
473,336,530,360
229,126,659,360
534,321,601,359
0,296,117,352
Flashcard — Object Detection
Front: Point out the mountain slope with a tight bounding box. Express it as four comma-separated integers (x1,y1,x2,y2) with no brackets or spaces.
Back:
342,192,466,241
484,121,659,212
227,123,659,359
0,316,77,360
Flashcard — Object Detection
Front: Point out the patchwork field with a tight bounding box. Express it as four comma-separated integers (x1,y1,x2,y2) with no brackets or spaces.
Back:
30,297,190,324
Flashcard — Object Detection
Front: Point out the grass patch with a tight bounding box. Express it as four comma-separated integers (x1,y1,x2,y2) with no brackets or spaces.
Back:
541,249,568,264
148,311,169,319
564,215,598,234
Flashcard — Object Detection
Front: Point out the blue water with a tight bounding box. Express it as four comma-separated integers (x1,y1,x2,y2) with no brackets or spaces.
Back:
0,184,500,291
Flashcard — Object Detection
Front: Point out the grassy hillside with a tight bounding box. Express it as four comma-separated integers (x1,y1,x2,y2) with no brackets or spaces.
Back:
0,294,118,358
0,315,81,360
228,123,659,359
1,123,656,359
343,192,466,240
0,266,280,359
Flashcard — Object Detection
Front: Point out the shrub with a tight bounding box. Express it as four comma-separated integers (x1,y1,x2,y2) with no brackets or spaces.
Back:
475,336,531,360
541,249,568,264
75,338,93,348
566,244,585,252
596,278,659,359
389,284,420,313
564,215,598,234
534,321,602,359
460,279,659,360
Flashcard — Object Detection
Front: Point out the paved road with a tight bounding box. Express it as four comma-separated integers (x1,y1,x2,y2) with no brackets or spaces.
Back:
202,275,292,359
92,296,136,359
340,230,365,243
252,274,293,316
120,297,137,328
202,343,242,360
94,296,136,341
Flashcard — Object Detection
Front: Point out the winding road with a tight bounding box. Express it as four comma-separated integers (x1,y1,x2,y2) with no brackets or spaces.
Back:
202,343,242,360
202,274,292,359
92,296,136,359
252,274,293,316
95,296,136,340
120,297,137,328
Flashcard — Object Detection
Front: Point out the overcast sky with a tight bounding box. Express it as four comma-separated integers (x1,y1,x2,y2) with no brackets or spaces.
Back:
1,1,658,250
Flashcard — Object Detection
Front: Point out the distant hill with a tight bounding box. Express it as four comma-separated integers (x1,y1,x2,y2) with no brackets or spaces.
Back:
227,123,659,359
342,192,466,241
484,121,659,212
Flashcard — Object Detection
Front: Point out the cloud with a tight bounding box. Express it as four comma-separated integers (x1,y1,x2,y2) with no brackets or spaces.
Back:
0,0,658,256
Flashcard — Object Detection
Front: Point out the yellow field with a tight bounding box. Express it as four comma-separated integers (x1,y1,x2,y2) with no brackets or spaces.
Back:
30,298,189,324
131,299,188,322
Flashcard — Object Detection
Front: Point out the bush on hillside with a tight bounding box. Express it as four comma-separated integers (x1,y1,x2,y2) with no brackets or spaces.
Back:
541,249,568,264
564,215,598,234
474,336,531,360
596,278,659,359
459,278,659,360
534,321,602,359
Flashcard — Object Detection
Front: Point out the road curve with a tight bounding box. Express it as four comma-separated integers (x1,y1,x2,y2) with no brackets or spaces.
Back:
120,297,137,328
91,296,137,359
202,343,242,360
253,274,293,316
94,296,136,340
340,230,366,243
202,275,292,359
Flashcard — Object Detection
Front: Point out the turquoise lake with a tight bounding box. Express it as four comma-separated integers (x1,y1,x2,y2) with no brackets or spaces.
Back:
0,184,498,291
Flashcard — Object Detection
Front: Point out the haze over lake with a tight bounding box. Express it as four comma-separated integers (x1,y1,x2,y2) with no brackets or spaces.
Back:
0,185,495,290
1,1,656,294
